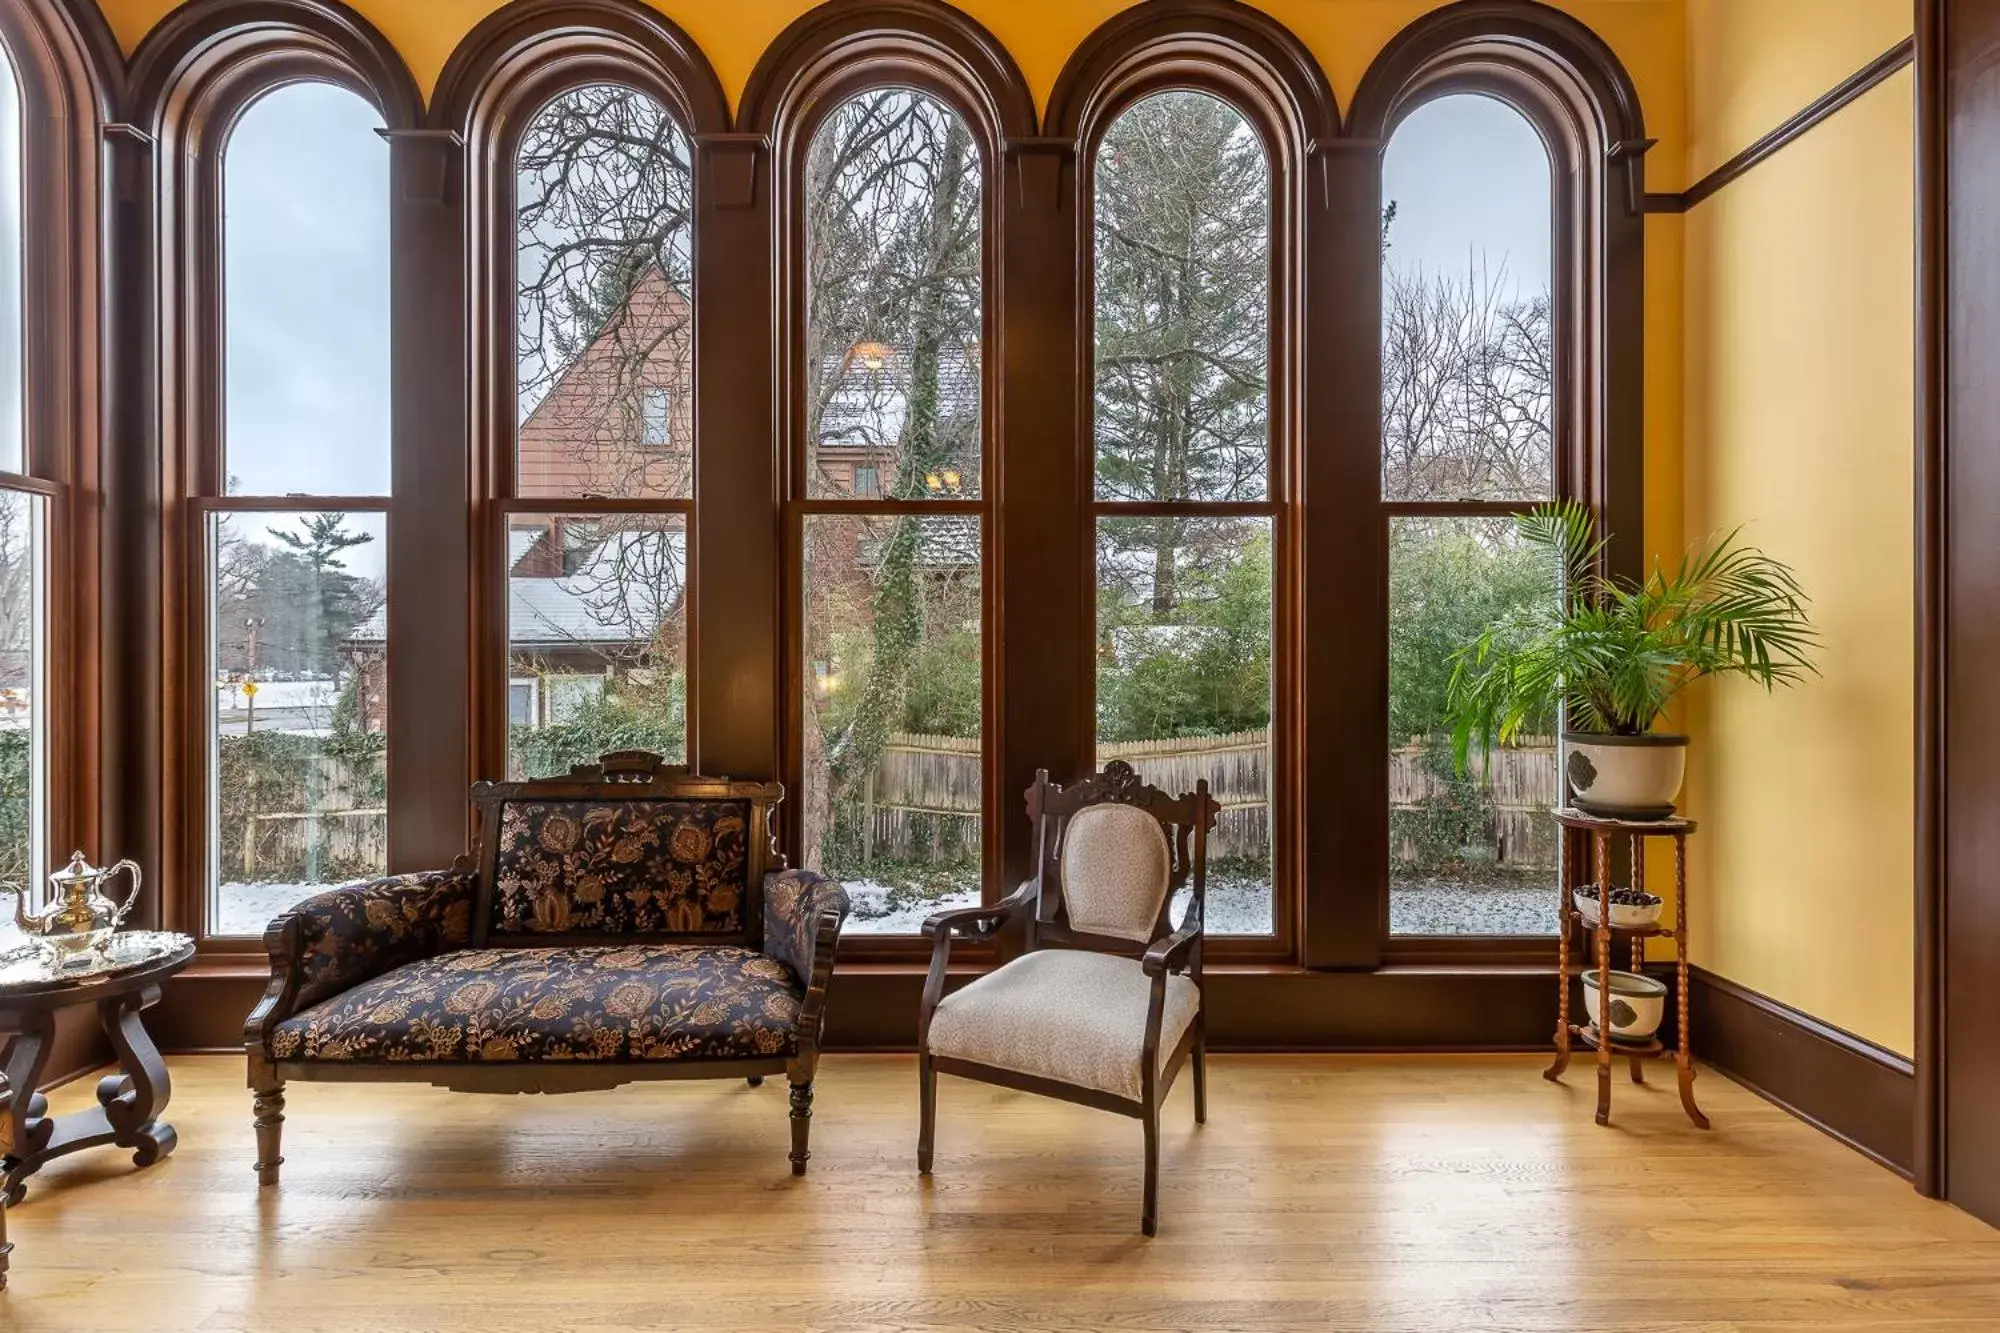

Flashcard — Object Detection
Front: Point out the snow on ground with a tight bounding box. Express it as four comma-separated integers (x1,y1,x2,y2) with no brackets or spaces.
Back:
216,680,340,712
843,871,1559,937
211,871,1561,942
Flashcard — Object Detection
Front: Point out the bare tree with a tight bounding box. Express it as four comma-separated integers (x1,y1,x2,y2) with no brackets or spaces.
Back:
1381,260,1552,501
515,84,695,499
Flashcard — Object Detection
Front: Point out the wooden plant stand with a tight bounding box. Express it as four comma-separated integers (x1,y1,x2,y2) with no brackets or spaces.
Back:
1545,809,1708,1130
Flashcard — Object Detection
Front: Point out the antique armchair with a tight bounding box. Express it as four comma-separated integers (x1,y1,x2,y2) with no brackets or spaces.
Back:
244,752,850,1181
917,761,1218,1235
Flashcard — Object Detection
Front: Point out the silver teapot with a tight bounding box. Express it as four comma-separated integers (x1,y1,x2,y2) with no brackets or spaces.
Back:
4,852,143,965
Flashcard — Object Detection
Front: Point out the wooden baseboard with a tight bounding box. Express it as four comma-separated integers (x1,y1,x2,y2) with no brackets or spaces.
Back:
1687,966,1915,1177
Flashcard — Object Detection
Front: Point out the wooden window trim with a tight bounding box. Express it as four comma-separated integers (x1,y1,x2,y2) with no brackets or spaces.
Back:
129,0,421,954
1352,10,1651,963
102,0,1651,1038
0,1,118,908
1048,4,1340,967
431,0,728,826
744,6,1035,963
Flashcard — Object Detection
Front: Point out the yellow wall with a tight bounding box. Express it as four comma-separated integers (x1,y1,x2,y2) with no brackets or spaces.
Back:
1682,0,1915,1053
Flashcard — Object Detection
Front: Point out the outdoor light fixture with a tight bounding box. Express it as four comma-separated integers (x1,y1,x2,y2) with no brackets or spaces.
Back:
852,340,890,371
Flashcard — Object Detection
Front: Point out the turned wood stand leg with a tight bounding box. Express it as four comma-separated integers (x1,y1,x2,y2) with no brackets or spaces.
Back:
0,1072,11,1290
1593,831,1614,1127
1674,832,1710,1129
1545,824,1574,1082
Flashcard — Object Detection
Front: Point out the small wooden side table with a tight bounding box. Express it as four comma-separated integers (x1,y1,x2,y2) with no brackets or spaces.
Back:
1545,810,1708,1130
0,932,195,1206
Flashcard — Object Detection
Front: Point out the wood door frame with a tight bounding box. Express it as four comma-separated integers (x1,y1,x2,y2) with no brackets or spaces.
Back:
1915,0,2000,1224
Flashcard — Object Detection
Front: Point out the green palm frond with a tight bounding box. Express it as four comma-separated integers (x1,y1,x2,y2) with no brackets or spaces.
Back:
1446,503,1818,771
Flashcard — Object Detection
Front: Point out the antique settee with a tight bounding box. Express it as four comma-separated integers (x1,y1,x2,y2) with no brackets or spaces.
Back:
243,753,850,1181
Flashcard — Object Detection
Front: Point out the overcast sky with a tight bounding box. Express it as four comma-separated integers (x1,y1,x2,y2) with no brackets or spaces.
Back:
214,85,1550,582
1383,92,1552,294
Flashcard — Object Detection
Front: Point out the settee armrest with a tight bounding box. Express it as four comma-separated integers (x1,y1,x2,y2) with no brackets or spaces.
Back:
244,867,478,1056
763,867,851,1003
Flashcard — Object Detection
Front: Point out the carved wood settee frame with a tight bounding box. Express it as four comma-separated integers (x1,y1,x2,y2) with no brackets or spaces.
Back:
243,752,849,1181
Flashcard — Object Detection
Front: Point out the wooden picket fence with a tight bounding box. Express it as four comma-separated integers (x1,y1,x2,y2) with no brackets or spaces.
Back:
854,729,1559,869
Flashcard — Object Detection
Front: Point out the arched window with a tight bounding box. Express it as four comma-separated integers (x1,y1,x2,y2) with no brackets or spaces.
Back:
0,37,43,896
0,39,20,476
1091,90,1278,937
1352,1,1652,955
208,80,391,934
797,87,987,934
504,84,694,777
1381,93,1562,939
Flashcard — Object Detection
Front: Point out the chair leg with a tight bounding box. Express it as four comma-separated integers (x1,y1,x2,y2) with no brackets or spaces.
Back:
917,1052,936,1174
746,1075,764,1087
788,1078,814,1176
1192,1033,1208,1126
251,1070,285,1187
1141,1100,1161,1237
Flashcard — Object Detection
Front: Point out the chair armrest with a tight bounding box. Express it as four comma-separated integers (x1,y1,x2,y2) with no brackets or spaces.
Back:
917,882,1036,1048
1142,900,1203,977
922,880,1034,947
243,867,478,1056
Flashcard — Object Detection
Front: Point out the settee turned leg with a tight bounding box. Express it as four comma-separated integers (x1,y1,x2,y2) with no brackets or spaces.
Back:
252,1076,285,1187
746,1075,764,1087
788,1079,814,1175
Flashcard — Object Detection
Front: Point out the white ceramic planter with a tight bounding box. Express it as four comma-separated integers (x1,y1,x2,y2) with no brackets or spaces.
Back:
1580,969,1667,1044
1562,732,1688,819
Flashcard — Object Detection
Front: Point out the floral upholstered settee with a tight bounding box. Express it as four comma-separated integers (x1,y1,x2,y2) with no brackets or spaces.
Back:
244,753,849,1182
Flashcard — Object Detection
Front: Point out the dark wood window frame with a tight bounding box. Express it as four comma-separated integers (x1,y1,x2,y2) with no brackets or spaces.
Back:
129,0,422,957
106,0,1652,1045
434,0,733,846
461,71,706,788
742,5,1036,964
1046,3,1338,967
0,0,114,906
1350,6,1652,967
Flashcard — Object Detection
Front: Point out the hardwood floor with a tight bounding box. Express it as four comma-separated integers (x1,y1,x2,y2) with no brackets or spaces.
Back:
3,1053,1996,1331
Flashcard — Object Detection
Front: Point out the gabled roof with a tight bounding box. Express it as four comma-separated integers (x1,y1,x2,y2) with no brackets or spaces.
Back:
814,342,981,453
350,527,683,649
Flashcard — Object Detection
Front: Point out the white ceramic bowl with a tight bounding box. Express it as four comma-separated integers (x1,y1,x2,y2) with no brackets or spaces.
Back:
1574,889,1664,931
1580,969,1667,1044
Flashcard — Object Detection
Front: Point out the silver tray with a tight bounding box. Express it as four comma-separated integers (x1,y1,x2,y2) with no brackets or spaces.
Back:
0,930,196,989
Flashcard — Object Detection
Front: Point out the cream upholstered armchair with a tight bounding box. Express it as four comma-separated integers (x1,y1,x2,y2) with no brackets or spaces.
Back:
917,761,1218,1235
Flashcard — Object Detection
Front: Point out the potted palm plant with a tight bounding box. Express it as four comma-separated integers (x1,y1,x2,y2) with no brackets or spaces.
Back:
1445,501,1817,819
